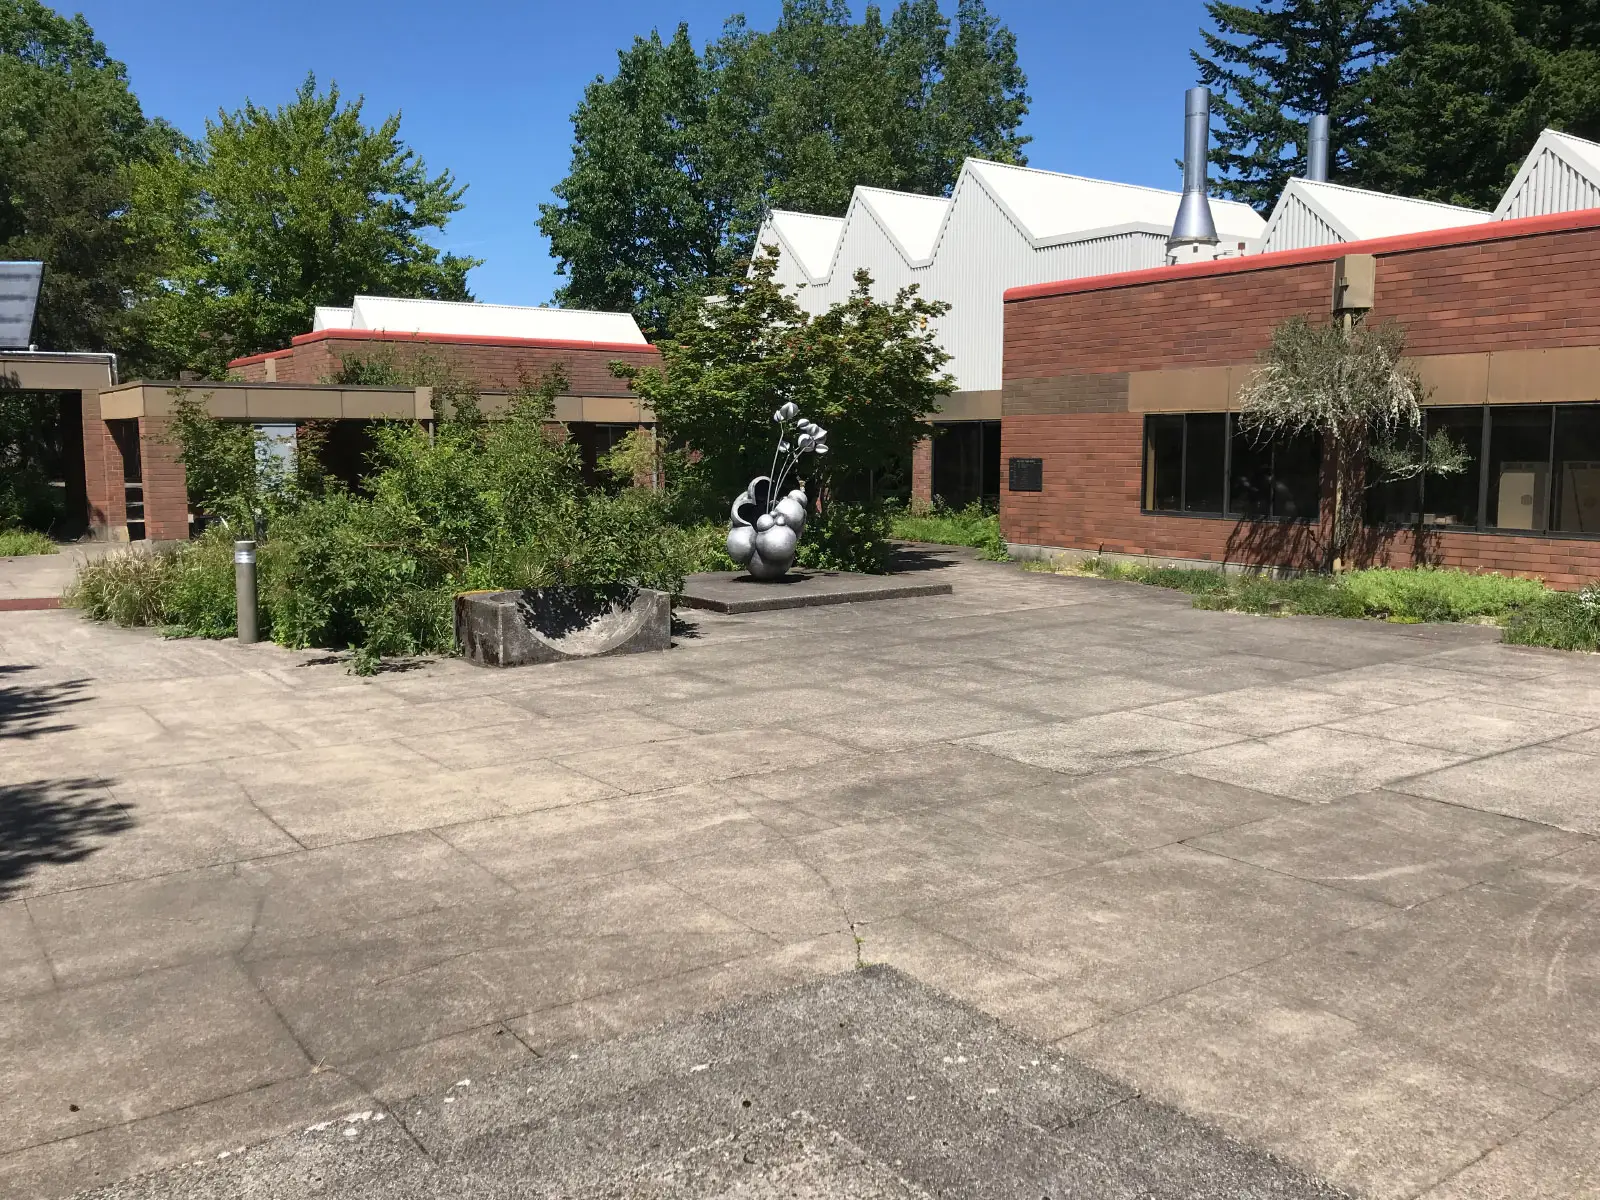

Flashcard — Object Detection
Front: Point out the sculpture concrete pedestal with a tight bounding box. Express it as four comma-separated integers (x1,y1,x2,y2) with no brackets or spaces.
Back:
455,585,670,667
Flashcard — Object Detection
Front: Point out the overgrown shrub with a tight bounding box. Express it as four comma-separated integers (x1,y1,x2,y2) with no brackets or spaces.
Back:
75,372,700,666
890,501,1008,560
1050,556,1598,652
0,529,57,556
796,502,894,573
1504,586,1600,652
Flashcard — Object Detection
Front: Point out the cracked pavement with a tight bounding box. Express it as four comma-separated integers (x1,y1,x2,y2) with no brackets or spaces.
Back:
2,548,1599,1197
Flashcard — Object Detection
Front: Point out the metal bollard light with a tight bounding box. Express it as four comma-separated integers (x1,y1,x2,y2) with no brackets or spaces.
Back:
234,539,259,644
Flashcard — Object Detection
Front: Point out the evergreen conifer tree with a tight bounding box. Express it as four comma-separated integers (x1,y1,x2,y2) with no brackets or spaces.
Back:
1192,0,1401,212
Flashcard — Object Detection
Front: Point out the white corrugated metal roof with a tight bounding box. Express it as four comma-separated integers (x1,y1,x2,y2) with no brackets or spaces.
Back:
1288,179,1491,240
855,188,952,261
764,211,847,278
965,159,1265,245
1494,129,1600,219
312,306,354,331
339,296,647,344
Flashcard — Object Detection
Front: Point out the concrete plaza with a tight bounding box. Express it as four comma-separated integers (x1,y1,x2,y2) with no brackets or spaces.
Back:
2,550,1598,1197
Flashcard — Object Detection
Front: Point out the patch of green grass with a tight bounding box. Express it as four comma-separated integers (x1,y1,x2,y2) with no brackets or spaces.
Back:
1503,587,1600,652
0,528,58,556
891,501,1009,560
1051,556,1596,651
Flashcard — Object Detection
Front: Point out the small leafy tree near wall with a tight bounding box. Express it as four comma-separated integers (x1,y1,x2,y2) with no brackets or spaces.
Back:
1235,314,1465,571
616,248,953,571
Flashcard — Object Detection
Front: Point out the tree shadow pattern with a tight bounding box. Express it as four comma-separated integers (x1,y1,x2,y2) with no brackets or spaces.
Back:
0,664,91,741
0,777,131,900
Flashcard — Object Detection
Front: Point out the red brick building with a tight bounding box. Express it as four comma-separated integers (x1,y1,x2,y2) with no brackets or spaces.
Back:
999,209,1600,588
69,299,663,543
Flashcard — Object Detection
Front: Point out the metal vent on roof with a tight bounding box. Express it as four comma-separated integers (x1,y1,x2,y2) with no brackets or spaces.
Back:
1168,88,1220,250
1307,115,1330,182
0,261,43,350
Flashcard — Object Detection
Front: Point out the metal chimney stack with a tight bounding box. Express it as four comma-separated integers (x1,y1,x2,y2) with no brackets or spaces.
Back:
1168,87,1220,252
1307,114,1330,182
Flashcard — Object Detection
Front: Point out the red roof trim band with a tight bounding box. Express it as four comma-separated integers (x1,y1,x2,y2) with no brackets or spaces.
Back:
227,327,660,369
1003,207,1600,303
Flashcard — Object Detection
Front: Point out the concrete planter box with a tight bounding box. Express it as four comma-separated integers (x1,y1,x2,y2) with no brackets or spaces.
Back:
455,585,671,667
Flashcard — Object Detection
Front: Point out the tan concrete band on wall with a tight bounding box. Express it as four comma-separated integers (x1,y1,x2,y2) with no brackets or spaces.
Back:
1006,346,1600,417
97,381,657,425
0,354,116,392
933,389,1003,420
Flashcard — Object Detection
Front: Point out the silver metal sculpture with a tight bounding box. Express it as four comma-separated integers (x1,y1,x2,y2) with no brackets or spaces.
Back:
726,401,829,579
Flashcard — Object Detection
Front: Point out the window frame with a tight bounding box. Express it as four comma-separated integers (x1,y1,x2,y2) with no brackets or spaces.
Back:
1362,401,1600,542
1139,412,1319,523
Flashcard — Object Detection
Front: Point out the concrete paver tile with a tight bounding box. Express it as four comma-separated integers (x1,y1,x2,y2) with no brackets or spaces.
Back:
1290,662,1499,706
1189,790,1586,907
1248,879,1600,1100
344,1022,536,1105
244,870,772,1063
27,831,516,986
6,775,297,900
963,711,1250,777
0,959,309,1153
0,1070,373,1200
406,710,689,770
802,696,1045,752
1417,1086,1600,1199
1327,696,1597,755
860,915,1092,1042
787,809,1081,923
507,931,858,1056
1167,725,1471,802
439,785,774,890
556,727,849,792
1138,683,1396,737
648,844,850,941
0,900,53,998
248,758,620,847
1064,972,1562,1200
1394,746,1600,835
943,765,1304,861
917,844,1390,1022
994,673,1201,722
738,742,1067,827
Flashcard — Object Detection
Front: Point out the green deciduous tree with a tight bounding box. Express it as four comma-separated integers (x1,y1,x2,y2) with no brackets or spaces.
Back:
541,0,1028,334
1193,0,1401,212
132,75,479,378
1359,0,1600,208
0,0,167,352
617,249,952,569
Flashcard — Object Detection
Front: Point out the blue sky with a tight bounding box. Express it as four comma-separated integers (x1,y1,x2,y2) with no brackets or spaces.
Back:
74,0,1219,306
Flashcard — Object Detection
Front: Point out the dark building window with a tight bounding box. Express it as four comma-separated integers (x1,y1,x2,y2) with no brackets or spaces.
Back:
932,421,1001,508
1142,413,1321,520
1367,403,1600,537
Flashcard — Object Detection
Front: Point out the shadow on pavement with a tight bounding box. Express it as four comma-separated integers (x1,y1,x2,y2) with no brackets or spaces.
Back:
0,777,131,901
0,664,90,740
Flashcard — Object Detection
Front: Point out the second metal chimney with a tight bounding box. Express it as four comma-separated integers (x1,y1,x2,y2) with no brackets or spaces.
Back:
1307,114,1330,182
1168,87,1219,252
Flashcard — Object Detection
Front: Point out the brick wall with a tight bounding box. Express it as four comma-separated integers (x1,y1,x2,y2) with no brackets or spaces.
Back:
910,437,933,512
231,332,660,395
138,416,189,542
1001,214,1600,587
81,388,126,537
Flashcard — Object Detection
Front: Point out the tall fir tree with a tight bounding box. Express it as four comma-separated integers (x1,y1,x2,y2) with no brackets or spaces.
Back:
1193,0,1401,212
1359,0,1600,209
